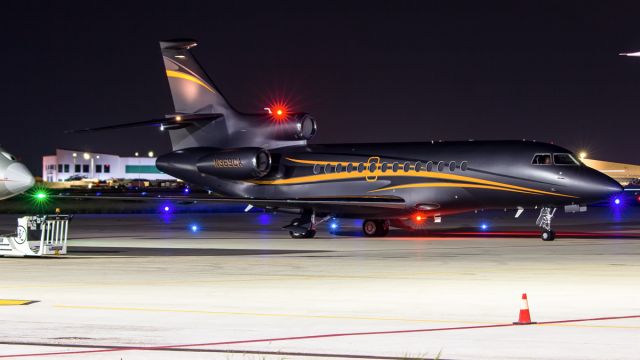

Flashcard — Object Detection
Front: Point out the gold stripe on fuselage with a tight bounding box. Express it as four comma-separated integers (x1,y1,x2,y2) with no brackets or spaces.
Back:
250,157,577,198
368,182,542,195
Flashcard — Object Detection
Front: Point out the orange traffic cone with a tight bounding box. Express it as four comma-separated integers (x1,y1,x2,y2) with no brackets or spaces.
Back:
513,293,536,325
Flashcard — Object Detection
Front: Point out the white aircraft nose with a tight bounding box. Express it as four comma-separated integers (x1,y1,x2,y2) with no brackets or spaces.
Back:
5,162,35,194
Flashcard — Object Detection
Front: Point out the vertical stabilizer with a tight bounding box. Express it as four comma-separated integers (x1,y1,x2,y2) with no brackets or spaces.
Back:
160,39,235,115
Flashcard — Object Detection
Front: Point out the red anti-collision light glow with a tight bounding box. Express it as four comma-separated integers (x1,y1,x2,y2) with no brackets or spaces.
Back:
267,101,289,122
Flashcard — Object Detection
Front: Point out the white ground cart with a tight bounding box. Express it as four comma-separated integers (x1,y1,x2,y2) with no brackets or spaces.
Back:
0,215,71,257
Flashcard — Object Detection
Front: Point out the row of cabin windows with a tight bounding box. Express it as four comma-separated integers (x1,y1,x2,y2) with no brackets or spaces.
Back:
53,164,111,173
312,161,469,175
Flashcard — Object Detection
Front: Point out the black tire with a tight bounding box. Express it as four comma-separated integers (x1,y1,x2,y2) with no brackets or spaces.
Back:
289,229,316,239
541,230,555,241
362,219,378,237
374,220,390,237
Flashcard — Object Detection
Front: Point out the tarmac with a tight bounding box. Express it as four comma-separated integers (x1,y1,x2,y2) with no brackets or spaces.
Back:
0,207,639,359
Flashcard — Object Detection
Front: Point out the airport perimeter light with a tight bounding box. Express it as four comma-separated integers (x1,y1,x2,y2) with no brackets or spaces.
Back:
83,152,90,160
148,151,154,157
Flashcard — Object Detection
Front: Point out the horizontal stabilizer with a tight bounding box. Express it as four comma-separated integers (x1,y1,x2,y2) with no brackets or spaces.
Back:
67,114,223,133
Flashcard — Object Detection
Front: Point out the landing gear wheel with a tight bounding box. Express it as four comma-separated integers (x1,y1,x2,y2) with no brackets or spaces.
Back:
289,229,316,239
376,220,390,237
541,230,555,241
362,220,378,237
362,219,389,237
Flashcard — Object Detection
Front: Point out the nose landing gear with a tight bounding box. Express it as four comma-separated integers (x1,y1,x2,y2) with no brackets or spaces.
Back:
536,207,556,241
284,211,329,239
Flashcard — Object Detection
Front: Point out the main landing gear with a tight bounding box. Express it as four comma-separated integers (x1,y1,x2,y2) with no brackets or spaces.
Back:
362,219,390,237
536,207,556,241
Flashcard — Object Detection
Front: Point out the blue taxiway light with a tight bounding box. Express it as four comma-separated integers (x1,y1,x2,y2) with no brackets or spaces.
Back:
480,223,488,230
614,198,621,205
190,224,199,232
330,223,338,230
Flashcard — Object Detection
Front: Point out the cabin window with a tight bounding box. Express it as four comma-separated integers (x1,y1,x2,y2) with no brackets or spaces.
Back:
335,163,343,172
460,161,468,171
381,163,389,172
415,162,423,172
449,161,456,172
553,153,579,165
426,161,433,171
532,153,552,165
437,161,445,172
368,163,377,172
313,164,321,174
346,163,354,173
324,164,332,174
357,163,365,172
403,162,411,172
392,162,400,172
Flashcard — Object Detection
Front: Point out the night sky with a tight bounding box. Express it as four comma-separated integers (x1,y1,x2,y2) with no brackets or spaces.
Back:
3,1,640,173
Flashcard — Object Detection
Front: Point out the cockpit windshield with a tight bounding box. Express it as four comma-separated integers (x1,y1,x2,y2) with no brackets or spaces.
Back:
1,152,16,161
532,153,580,166
553,153,579,165
531,154,552,165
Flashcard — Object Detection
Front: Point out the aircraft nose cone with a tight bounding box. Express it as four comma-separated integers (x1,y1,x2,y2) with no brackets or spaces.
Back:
5,163,35,194
589,172,624,201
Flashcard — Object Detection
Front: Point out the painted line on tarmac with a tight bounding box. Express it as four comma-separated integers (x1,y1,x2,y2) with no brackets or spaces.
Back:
1,314,639,358
0,342,444,360
53,304,488,325
0,299,38,306
53,305,640,329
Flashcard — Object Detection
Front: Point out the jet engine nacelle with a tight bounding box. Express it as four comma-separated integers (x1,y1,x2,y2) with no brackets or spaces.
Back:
257,113,317,141
196,147,271,180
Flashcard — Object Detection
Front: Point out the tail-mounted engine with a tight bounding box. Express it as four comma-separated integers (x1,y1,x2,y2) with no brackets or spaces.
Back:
196,147,271,180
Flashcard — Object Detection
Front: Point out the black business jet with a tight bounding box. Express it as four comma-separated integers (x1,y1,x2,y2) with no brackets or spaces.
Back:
74,39,622,241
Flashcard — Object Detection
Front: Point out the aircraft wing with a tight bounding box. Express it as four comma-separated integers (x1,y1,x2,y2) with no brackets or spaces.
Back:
54,194,407,210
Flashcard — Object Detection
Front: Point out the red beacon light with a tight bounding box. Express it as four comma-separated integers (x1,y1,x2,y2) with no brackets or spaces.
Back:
265,102,289,121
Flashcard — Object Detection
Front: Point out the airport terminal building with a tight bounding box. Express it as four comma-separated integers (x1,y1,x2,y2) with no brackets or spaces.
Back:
42,149,175,182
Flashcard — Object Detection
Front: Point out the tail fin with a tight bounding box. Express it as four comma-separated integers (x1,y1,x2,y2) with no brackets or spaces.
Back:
160,39,235,115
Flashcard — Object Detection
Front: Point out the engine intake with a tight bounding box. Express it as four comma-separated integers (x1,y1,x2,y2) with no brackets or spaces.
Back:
196,148,271,180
